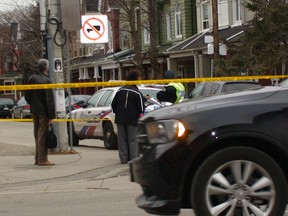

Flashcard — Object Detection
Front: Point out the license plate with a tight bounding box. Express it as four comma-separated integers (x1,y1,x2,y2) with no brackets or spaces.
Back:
3,107,8,110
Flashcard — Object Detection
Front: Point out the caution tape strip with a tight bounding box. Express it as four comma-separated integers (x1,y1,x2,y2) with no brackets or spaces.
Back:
0,118,114,123
1,75,287,91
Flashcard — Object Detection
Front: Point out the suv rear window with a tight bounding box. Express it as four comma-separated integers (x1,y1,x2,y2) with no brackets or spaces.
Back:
222,83,260,93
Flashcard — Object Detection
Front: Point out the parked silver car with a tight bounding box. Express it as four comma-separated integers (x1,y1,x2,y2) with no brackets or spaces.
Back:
67,86,161,149
12,97,32,119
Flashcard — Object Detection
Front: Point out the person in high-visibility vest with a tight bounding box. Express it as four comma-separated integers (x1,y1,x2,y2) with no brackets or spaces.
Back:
157,70,185,103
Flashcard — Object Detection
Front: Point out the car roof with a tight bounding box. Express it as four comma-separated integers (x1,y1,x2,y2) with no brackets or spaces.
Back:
199,80,260,85
98,86,161,91
0,98,14,101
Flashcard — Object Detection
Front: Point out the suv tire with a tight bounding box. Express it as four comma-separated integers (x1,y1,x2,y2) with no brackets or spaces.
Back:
191,146,287,216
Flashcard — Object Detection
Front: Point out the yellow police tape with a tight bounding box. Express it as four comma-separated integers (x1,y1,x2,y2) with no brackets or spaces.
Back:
0,118,113,122
1,75,287,122
0,75,288,91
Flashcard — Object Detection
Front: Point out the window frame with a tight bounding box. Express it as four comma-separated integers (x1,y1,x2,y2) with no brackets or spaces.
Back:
143,24,150,44
202,2,210,30
3,80,15,95
87,90,105,107
235,0,241,21
97,90,114,107
174,5,182,38
166,13,172,41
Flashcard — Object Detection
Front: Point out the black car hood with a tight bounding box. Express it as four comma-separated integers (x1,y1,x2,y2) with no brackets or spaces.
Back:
141,86,284,122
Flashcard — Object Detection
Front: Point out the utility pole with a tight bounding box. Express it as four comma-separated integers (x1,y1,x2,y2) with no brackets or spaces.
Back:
40,0,68,151
212,0,219,62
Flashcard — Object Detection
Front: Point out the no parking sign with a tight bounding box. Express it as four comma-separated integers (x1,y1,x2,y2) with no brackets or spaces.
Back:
80,15,109,44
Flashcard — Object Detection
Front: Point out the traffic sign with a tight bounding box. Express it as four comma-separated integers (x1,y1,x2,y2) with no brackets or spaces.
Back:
80,15,109,44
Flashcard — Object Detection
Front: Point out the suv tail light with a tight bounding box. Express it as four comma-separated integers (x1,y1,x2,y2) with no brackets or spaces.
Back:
23,105,30,110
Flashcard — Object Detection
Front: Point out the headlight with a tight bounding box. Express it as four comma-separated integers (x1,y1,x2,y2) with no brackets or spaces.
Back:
146,120,186,144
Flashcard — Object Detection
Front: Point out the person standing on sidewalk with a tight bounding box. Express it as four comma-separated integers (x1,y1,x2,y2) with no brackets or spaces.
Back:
111,70,147,164
25,59,56,166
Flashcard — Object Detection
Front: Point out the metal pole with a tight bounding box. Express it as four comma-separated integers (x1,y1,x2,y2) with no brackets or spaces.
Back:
66,31,73,151
46,0,69,151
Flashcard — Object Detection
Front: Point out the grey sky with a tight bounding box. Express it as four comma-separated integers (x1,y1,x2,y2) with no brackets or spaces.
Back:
0,0,33,11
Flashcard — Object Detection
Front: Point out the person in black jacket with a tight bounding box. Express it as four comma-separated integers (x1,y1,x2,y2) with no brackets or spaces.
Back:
111,70,147,164
25,59,56,166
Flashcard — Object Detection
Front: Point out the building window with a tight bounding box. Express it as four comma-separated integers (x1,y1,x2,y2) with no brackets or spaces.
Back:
235,0,241,21
123,34,129,47
121,25,130,48
88,47,93,56
86,0,99,12
177,65,184,78
4,80,15,94
202,2,209,30
174,4,182,38
143,23,150,44
166,13,172,40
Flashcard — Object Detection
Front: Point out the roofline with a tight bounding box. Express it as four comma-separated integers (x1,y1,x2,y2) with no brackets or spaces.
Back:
226,30,244,41
182,29,210,50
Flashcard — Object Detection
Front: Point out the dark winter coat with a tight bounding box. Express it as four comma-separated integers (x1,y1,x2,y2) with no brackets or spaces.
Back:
111,85,146,126
156,85,177,103
25,73,56,119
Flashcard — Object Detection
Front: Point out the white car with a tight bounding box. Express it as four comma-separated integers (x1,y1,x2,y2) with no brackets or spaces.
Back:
67,86,161,149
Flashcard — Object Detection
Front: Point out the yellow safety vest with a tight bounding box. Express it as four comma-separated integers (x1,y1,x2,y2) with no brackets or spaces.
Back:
168,82,185,103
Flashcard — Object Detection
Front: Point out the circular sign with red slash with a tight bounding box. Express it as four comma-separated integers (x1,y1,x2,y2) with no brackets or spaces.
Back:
80,15,109,44
82,17,105,41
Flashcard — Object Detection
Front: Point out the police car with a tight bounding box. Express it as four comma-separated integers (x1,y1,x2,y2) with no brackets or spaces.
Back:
67,86,161,149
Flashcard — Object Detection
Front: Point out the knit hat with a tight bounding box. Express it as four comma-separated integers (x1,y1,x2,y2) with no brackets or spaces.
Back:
127,70,139,80
164,70,175,79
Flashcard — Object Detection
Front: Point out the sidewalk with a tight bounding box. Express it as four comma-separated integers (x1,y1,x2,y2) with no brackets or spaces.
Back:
0,143,129,185
0,122,130,187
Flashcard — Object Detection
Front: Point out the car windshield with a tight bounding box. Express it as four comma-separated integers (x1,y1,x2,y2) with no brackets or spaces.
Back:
65,95,91,105
72,95,91,102
139,89,160,99
0,98,14,105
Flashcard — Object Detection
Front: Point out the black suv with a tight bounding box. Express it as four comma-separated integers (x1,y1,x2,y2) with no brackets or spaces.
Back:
130,86,288,216
0,98,16,118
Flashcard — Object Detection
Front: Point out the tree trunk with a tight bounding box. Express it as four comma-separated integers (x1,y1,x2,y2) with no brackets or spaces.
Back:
148,0,158,79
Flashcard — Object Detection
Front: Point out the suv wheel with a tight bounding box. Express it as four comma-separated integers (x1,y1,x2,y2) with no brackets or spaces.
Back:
191,146,287,216
103,122,117,150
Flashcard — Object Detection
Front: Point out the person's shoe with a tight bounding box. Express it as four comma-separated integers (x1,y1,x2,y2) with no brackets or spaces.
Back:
37,161,55,166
